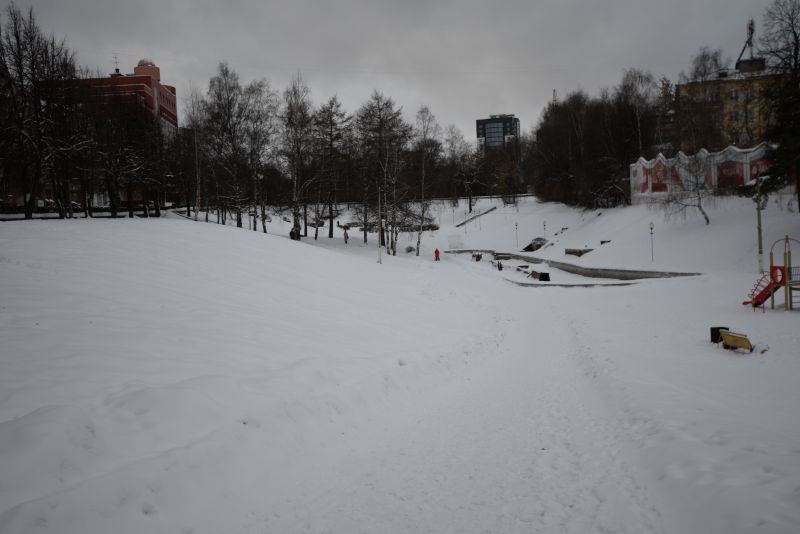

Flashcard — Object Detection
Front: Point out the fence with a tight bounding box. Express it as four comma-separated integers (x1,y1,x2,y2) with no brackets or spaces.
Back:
630,143,772,204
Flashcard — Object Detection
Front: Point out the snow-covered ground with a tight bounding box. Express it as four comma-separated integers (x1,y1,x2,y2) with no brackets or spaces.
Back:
1,193,799,533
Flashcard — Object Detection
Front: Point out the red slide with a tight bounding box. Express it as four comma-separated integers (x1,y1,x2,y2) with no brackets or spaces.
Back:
743,268,785,307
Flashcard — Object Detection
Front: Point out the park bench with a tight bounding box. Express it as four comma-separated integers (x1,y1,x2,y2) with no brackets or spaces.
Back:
719,329,754,353
565,248,593,257
527,270,550,281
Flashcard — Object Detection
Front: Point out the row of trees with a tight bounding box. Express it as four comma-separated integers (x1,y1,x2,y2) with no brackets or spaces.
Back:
4,0,797,226
1,4,524,254
523,68,671,207
524,0,800,209
760,0,800,208
181,65,521,252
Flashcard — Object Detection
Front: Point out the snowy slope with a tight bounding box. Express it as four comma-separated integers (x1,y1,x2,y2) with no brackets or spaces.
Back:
1,195,799,534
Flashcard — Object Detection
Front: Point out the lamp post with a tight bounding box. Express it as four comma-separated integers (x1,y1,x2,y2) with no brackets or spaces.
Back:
515,221,518,248
650,221,655,262
755,165,765,273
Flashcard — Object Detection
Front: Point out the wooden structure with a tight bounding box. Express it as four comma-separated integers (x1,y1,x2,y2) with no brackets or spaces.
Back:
718,330,754,353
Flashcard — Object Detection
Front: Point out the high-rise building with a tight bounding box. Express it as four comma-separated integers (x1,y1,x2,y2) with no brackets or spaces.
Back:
476,114,520,155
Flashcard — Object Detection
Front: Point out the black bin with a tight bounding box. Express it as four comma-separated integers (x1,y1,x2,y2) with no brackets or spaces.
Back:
710,326,729,343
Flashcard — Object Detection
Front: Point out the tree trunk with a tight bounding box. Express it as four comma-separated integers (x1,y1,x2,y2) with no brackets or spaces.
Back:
362,179,368,244
290,202,301,240
261,192,268,233
127,186,135,218
698,198,710,225
314,186,321,240
390,182,398,255
416,155,426,256
362,200,368,244
328,191,334,239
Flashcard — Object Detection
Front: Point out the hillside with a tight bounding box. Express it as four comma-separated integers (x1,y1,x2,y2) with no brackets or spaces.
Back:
0,194,799,534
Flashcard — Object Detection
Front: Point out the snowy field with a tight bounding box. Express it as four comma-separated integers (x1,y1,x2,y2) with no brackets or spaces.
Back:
1,194,799,533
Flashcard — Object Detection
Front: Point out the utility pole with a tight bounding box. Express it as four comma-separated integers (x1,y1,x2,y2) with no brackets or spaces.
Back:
751,151,765,273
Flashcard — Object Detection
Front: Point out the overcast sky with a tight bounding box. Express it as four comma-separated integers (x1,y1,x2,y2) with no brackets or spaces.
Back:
14,0,771,139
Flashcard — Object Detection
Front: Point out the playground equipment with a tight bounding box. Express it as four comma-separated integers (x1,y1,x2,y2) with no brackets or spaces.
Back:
718,329,755,353
742,235,800,311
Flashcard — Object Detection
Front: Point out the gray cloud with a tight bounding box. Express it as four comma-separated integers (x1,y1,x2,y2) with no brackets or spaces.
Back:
18,0,771,138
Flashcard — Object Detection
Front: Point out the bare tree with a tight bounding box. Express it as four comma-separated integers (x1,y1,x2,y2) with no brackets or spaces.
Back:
281,73,313,240
758,0,800,209
414,105,440,256
0,3,78,218
356,91,411,254
660,152,712,225
681,46,730,82
183,85,206,221
617,68,657,157
313,95,352,239
204,62,250,226
759,0,800,72
242,79,278,232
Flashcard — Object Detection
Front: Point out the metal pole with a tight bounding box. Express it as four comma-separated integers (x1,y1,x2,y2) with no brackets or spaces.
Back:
785,249,790,311
756,172,764,273
543,220,547,240
515,222,518,248
650,222,654,262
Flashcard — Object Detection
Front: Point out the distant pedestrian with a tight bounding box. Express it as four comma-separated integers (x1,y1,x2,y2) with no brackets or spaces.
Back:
434,248,440,261
343,227,349,244
497,261,503,271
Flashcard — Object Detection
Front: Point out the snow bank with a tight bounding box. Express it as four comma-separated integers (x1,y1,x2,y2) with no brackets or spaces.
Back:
1,193,799,533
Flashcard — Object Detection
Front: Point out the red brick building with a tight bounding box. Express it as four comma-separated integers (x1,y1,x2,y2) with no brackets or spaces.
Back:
1,60,178,212
81,59,177,129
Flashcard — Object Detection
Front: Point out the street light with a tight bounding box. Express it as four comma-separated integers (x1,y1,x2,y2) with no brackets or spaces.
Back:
649,221,655,262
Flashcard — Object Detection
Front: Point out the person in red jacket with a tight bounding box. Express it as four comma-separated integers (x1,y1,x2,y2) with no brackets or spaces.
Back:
434,248,440,261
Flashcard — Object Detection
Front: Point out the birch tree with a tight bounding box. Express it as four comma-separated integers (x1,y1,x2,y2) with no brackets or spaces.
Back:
414,105,441,256
356,91,410,254
281,73,313,240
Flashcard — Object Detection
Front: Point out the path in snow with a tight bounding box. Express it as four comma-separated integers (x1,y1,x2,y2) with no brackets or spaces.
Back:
252,305,666,533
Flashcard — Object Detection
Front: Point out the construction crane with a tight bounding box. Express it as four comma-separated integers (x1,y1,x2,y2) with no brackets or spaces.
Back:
737,19,755,64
